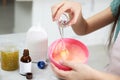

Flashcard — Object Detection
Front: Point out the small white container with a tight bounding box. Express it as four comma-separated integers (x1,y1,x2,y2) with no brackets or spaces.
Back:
25,25,48,62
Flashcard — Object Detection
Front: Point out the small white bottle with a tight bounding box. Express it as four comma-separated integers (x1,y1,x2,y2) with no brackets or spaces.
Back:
25,25,48,62
19,49,32,76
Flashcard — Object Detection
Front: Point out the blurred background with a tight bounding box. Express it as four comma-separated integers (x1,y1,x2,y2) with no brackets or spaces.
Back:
0,0,112,46
0,0,114,73
0,0,14,34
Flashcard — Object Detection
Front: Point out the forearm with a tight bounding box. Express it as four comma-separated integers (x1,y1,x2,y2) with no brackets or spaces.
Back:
71,12,88,35
93,70,120,80
71,7,115,35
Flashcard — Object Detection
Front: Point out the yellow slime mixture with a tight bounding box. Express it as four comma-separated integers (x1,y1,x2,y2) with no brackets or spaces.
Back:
1,50,19,71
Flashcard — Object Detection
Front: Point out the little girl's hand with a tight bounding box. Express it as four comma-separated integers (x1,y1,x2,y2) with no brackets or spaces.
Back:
51,1,82,26
51,60,98,80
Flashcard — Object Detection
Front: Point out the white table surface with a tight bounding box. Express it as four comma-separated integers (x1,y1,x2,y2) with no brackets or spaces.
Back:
0,33,109,80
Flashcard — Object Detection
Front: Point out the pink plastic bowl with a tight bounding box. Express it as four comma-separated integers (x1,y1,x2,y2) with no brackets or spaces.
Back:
48,38,89,71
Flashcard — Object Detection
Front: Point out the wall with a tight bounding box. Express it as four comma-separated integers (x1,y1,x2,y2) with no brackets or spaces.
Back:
32,0,113,46
14,1,32,33
0,1,14,34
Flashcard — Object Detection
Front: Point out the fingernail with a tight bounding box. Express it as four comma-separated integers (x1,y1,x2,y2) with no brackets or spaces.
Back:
53,17,56,21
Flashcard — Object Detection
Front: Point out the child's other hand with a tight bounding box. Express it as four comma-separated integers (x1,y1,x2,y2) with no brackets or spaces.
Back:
51,60,98,80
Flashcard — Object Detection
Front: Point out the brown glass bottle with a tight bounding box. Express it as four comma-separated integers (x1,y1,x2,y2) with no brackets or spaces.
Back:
20,49,31,63
19,49,32,76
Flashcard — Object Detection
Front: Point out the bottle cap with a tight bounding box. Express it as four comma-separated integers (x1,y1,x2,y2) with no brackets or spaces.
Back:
37,61,46,69
26,72,33,79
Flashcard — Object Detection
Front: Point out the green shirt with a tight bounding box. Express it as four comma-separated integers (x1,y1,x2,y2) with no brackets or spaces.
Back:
110,0,120,40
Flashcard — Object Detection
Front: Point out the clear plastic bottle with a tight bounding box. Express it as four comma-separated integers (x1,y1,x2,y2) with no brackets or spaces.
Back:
25,25,48,62
58,12,70,27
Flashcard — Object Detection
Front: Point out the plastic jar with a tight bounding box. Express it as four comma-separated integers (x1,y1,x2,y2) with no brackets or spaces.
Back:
1,44,19,71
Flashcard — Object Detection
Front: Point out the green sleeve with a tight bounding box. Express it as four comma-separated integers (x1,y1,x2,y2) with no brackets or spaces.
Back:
110,0,120,17
110,0,120,41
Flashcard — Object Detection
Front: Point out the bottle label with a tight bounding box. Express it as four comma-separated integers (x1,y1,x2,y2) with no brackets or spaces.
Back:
19,62,32,75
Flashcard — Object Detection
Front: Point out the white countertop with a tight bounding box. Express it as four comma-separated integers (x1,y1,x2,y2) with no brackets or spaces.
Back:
0,33,109,80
